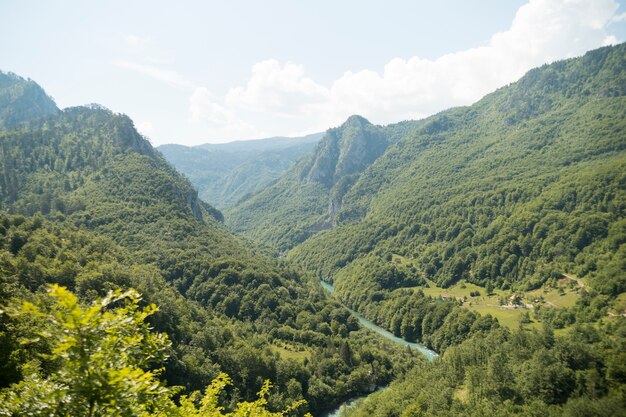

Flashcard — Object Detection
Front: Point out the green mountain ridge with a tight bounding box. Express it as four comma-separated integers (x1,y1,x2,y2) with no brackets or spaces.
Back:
226,117,423,252
224,42,626,417
2,43,626,417
229,44,626,295
158,132,323,210
292,44,626,292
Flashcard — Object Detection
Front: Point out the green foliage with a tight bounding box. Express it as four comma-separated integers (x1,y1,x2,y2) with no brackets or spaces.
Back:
344,322,626,417
2,43,626,417
224,44,626,414
0,285,311,417
280,45,626,352
0,284,175,417
290,44,626,293
0,75,418,413
176,373,310,417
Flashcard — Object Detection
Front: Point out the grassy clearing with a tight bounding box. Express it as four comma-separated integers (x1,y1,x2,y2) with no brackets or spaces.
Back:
269,342,310,362
526,286,580,308
468,303,540,330
415,279,580,330
414,279,538,329
391,254,584,330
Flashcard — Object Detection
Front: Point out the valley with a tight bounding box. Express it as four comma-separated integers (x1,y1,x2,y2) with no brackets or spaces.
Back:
158,133,323,210
0,42,625,417
225,44,626,415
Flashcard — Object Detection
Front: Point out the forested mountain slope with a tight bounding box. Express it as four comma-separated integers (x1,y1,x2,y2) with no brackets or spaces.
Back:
2,43,626,417
345,320,626,417
0,75,417,414
158,132,322,210
226,116,422,252
286,43,626,295
247,41,626,417
226,40,626,358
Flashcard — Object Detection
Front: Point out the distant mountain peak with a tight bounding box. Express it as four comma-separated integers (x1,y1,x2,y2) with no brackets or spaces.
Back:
157,132,323,210
343,114,371,127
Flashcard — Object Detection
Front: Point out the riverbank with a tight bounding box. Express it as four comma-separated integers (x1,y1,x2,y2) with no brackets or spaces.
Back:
317,280,438,416
319,279,438,362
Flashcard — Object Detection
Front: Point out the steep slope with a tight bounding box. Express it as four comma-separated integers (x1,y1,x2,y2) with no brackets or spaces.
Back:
0,77,417,413
226,116,422,252
0,104,218,223
158,133,322,209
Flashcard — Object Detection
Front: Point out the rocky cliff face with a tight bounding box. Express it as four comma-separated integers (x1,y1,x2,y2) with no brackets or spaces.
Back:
302,115,388,189
226,115,404,252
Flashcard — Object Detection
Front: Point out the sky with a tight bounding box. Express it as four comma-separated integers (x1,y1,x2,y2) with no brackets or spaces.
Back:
1,0,625,146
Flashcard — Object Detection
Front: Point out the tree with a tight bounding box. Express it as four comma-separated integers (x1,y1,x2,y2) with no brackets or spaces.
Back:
177,373,309,417
0,285,311,417
0,284,175,417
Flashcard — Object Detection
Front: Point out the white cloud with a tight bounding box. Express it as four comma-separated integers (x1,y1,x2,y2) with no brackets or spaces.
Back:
136,121,154,138
189,0,623,142
189,87,259,141
225,60,330,116
327,0,621,124
114,60,194,89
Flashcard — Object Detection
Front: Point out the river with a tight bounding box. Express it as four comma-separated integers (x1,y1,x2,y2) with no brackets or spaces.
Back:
318,280,438,417
319,280,438,361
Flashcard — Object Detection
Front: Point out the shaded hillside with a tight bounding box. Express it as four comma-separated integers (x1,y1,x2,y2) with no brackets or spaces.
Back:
158,133,322,210
226,117,422,253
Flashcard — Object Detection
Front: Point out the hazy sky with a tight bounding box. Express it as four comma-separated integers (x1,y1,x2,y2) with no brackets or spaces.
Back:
2,0,625,145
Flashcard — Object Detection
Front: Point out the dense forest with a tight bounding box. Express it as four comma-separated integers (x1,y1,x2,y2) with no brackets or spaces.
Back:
0,71,420,415
0,42,625,417
344,320,626,417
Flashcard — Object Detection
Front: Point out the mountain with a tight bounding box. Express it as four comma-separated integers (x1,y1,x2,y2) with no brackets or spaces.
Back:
0,72,59,129
228,42,626,417
290,44,626,293
0,76,417,414
226,117,422,252
3,43,626,417
229,44,626,340
158,133,323,209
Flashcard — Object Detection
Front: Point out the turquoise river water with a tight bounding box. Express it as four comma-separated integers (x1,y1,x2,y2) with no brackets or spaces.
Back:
318,280,438,417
